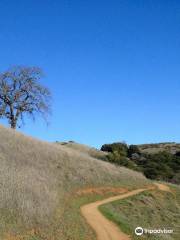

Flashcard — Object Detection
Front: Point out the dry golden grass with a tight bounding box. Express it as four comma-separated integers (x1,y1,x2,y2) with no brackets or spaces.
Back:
0,125,150,239
56,141,108,159
138,142,180,154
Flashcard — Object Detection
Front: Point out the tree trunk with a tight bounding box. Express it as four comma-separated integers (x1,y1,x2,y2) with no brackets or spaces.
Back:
11,119,16,129
10,104,16,129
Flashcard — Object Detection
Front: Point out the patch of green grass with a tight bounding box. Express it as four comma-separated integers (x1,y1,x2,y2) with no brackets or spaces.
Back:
99,205,131,234
99,187,180,240
28,237,41,240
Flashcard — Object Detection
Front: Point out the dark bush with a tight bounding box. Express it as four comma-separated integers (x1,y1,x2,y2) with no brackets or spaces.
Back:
128,145,141,157
101,142,128,156
175,151,180,157
140,152,177,182
106,152,138,170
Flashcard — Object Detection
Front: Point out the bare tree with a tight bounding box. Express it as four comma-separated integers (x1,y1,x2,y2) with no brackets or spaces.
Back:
0,66,51,129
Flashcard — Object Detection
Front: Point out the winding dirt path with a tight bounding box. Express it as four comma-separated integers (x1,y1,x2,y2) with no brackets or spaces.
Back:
81,184,170,240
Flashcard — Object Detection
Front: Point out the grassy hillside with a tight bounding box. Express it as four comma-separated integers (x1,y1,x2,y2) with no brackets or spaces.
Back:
99,185,180,240
0,125,149,240
56,141,107,159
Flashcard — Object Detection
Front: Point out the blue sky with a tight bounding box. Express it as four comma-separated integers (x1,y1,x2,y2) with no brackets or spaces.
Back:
0,0,180,148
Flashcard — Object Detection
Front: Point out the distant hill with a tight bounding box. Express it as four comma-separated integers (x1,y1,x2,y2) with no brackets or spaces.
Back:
100,142,180,184
138,142,180,154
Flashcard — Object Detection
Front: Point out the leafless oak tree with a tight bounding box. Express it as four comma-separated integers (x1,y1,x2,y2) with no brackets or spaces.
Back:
0,66,51,129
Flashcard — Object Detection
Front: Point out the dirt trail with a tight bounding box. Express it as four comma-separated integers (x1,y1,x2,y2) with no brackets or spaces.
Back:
81,184,170,240
154,183,171,192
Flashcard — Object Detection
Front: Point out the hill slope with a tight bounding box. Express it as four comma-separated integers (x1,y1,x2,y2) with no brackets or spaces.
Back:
138,142,180,154
0,125,149,240
56,141,107,159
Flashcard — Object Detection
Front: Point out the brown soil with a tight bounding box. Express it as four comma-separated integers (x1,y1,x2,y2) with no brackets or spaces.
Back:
154,183,171,192
76,187,128,196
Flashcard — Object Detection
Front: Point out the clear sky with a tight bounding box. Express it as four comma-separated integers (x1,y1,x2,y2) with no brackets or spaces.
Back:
0,0,180,148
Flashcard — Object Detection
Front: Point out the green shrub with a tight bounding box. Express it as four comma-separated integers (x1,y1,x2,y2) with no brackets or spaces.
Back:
128,145,140,157
105,151,138,170
101,142,128,156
